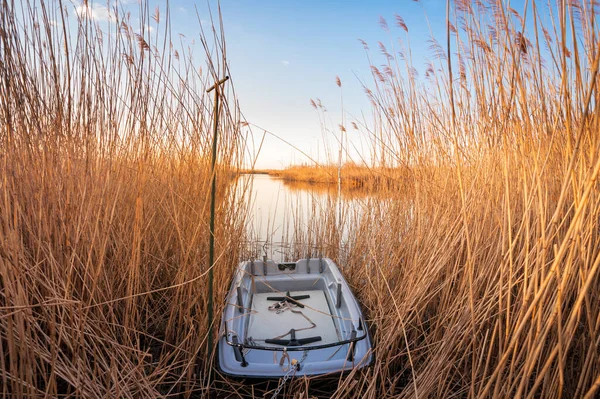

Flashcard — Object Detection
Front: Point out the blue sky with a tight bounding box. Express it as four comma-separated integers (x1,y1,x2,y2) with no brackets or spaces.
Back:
189,0,451,169
69,0,539,169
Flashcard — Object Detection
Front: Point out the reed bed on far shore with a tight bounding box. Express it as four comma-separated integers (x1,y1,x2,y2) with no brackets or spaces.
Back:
269,163,412,192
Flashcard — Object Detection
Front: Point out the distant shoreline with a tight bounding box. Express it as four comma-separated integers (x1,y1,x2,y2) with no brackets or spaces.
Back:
238,164,410,191
238,169,272,175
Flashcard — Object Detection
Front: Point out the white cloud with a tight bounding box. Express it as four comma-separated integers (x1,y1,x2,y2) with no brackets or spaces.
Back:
282,60,290,67
178,6,186,12
75,2,115,22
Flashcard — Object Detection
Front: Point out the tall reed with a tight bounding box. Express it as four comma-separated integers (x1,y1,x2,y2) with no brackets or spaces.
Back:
259,1,600,398
2,0,599,398
0,1,246,397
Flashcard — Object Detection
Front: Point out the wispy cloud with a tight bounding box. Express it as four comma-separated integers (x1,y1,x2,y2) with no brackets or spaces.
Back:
177,6,186,12
282,60,290,67
75,2,115,22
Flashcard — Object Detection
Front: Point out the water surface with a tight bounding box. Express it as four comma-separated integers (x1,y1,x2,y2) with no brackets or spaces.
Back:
238,173,365,262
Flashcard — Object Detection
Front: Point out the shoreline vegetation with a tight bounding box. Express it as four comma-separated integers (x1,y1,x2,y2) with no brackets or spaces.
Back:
2,0,600,398
1,1,246,397
240,164,412,192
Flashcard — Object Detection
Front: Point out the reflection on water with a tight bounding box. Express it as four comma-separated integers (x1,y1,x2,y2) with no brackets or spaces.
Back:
237,174,402,263
281,178,376,199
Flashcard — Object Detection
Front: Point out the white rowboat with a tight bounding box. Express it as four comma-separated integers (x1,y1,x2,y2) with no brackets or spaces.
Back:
218,258,373,378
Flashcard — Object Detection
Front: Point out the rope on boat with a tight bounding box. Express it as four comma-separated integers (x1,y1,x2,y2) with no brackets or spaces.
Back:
267,300,317,336
243,299,317,357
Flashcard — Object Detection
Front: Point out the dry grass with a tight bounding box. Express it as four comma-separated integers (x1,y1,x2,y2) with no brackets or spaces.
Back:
2,0,600,398
0,1,247,397
269,163,411,192
258,1,600,398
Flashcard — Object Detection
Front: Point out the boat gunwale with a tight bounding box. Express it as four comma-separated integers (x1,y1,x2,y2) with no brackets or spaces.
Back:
215,341,374,379
218,257,374,377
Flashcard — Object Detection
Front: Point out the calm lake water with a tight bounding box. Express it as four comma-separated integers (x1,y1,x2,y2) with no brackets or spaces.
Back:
237,174,369,262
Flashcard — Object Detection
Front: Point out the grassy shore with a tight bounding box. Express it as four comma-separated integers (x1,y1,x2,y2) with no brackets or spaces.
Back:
269,163,411,191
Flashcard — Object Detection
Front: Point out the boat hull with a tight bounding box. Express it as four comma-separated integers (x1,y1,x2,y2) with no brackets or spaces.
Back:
217,258,372,378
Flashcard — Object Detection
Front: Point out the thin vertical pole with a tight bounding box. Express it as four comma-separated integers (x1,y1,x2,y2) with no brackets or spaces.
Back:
336,77,343,259
337,148,342,239
206,75,229,359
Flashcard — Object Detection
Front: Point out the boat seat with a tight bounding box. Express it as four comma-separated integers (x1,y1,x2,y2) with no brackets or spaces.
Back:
265,328,322,346
266,291,310,308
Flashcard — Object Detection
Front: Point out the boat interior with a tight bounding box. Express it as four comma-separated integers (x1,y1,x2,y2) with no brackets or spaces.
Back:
221,258,368,370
